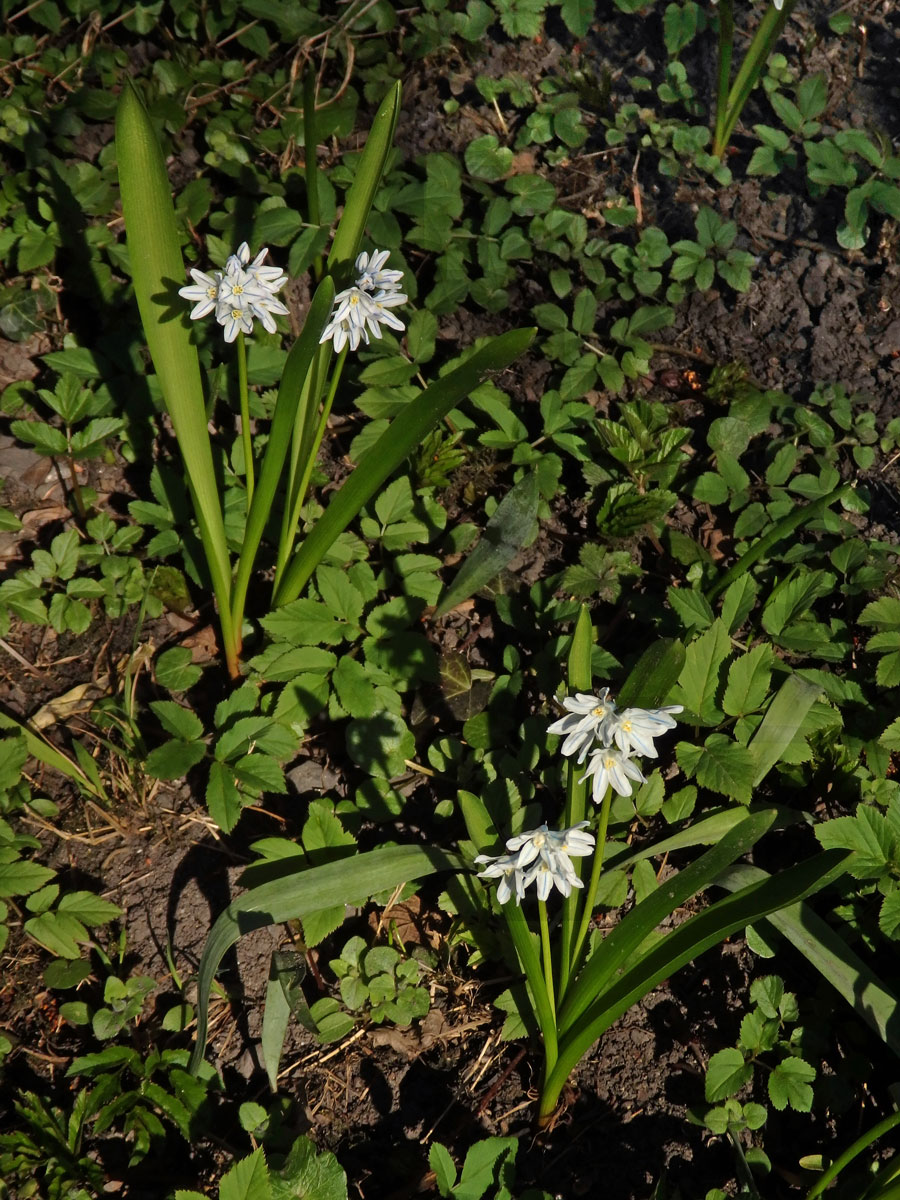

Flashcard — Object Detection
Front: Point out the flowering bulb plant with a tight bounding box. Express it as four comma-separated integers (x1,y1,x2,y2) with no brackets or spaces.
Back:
115,81,533,678
457,608,850,1126
186,607,849,1118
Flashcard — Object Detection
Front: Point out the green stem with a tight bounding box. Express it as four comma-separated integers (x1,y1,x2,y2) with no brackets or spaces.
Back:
569,784,613,974
538,900,557,1026
805,1112,900,1200
236,331,253,510
503,897,558,1073
273,346,347,598
558,606,593,1001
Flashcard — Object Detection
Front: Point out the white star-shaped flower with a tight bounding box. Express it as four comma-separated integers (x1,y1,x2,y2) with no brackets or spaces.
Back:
603,705,684,758
178,243,288,342
547,689,617,764
581,746,646,802
478,822,595,904
319,249,408,354
178,268,222,321
355,248,405,294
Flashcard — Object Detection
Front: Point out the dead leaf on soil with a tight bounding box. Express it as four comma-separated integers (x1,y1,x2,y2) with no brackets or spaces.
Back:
179,624,220,663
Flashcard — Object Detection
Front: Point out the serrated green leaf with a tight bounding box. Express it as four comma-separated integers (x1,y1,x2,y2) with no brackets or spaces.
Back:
768,1057,815,1112
220,1147,271,1200
722,645,773,717
145,739,207,781
672,620,731,724
667,586,714,631
705,1047,751,1101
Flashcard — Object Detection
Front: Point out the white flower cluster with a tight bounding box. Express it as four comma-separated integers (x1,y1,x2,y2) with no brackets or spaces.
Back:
547,689,683,804
476,822,595,904
319,249,408,354
178,242,289,343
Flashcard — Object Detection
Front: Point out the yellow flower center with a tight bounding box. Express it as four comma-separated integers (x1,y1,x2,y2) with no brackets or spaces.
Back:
592,705,606,717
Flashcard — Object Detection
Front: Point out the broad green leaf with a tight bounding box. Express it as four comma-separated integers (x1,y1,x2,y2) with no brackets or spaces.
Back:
560,0,592,35
816,806,893,878
456,1137,518,1200
115,84,235,671
145,740,207,781
465,135,514,181
270,1137,348,1200
722,644,773,717
220,1147,271,1200
671,620,731,724
434,474,539,617
275,328,535,605
768,1057,815,1112
705,1047,751,1101
685,734,756,804
150,700,205,741
25,911,89,958
429,1143,457,1195
188,845,462,1073
155,647,202,692
667,585,714,630
57,891,122,924
0,858,55,898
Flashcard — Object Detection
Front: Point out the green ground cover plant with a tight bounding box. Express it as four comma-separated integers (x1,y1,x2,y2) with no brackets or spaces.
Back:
1,0,899,1196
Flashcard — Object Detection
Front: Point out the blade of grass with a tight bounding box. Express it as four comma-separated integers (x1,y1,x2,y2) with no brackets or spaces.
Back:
274,328,535,605
0,710,107,801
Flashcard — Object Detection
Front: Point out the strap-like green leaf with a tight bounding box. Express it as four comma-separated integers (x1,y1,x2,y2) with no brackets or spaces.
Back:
557,809,778,1037
326,82,401,279
617,637,686,709
115,83,236,671
542,848,848,1118
705,482,850,602
747,671,819,786
0,711,106,801
433,473,539,617
717,863,900,1053
274,328,535,605
188,844,462,1073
